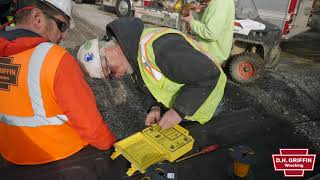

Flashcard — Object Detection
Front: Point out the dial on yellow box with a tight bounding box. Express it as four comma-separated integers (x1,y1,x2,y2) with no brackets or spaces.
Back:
110,125,194,176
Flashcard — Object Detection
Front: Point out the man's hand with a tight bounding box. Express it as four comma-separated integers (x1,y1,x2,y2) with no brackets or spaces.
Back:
145,106,161,126
158,108,182,129
181,10,193,23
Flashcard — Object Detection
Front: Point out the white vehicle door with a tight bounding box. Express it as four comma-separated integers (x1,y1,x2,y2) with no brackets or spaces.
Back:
253,0,315,39
287,0,315,39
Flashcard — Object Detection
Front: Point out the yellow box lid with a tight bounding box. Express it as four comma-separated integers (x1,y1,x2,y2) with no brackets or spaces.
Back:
111,125,194,176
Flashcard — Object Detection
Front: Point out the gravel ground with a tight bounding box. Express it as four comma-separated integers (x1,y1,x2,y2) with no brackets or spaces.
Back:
85,77,153,139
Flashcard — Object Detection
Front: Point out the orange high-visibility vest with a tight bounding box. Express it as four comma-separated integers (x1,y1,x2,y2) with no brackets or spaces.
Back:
0,42,88,165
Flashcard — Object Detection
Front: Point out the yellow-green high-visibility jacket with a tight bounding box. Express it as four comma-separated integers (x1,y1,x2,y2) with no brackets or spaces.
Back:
137,28,227,124
189,0,235,64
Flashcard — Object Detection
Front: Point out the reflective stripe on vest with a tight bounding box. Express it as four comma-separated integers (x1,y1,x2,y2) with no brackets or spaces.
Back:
0,42,68,127
139,28,219,82
139,28,168,81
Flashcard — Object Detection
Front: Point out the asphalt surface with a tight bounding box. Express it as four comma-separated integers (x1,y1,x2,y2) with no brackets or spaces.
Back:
1,3,320,180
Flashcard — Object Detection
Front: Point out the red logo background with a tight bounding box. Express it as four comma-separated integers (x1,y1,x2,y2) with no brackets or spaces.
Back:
272,149,316,177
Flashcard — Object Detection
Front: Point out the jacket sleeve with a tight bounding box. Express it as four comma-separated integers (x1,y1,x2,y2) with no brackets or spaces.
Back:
153,34,220,117
54,53,116,150
189,0,229,41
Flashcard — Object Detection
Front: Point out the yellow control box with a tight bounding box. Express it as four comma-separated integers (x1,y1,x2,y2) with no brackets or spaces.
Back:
110,125,194,176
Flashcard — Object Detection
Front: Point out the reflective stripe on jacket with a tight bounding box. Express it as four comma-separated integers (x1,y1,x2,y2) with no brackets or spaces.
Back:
0,42,87,165
138,28,227,124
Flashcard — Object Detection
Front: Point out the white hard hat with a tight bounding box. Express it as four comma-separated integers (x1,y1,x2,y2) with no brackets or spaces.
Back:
77,38,105,79
42,0,74,28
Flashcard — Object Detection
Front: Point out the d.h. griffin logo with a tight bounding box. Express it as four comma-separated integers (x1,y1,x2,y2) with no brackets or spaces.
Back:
0,57,20,91
272,149,316,177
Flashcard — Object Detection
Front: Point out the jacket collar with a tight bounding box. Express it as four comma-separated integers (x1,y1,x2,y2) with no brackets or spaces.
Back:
0,29,46,56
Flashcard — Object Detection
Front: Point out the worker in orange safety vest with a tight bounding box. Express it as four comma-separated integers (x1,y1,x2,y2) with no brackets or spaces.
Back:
0,0,115,165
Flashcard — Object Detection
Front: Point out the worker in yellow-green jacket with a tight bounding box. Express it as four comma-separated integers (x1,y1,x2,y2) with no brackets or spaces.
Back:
77,18,226,130
182,0,235,66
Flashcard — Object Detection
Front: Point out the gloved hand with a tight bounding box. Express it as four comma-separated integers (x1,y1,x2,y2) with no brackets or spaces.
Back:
145,106,161,126
158,108,182,129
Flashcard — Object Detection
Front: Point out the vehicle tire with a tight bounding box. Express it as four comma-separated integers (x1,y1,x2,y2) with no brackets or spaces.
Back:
228,52,264,85
265,46,281,69
75,0,83,4
115,0,132,17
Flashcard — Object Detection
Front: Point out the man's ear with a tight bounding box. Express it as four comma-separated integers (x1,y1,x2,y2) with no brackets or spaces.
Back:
29,8,45,29
100,53,110,77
